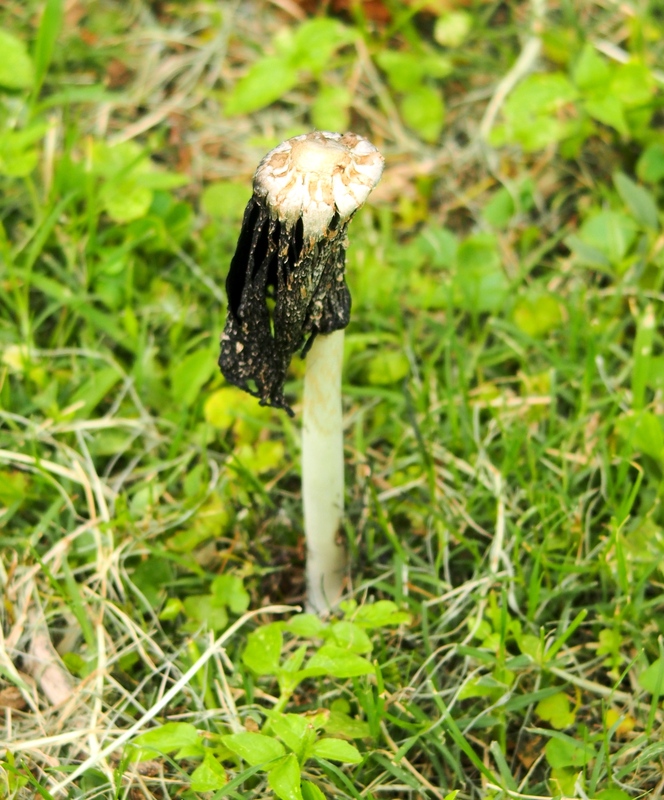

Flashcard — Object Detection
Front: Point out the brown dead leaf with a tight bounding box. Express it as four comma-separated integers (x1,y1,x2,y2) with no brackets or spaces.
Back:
106,59,134,89
293,0,392,23
0,685,27,710
79,28,97,46
64,0,86,29
514,734,542,769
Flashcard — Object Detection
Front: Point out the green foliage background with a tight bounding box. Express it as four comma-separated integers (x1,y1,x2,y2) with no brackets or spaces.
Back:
1,0,664,798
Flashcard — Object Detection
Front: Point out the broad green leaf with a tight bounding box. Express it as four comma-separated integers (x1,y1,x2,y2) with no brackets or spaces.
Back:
597,628,622,660
564,233,612,271
0,125,48,176
90,140,147,179
434,11,472,48
304,645,374,678
303,710,330,730
243,623,283,675
637,143,664,184
287,18,356,74
204,387,245,429
614,516,664,580
541,27,578,65
211,574,250,615
638,657,664,695
351,600,411,628
492,117,562,151
0,29,34,89
572,43,611,91
171,349,216,408
0,146,38,176
168,495,232,552
544,736,594,769
312,738,362,763
594,789,632,800
222,732,286,766
518,634,543,661
101,181,152,223
376,50,452,92
615,411,664,460
133,171,188,190
365,350,410,386
458,676,502,700
536,692,576,729
190,751,227,791
182,594,228,632
329,621,372,654
401,85,445,143
322,710,371,739
225,57,298,115
492,72,578,151
578,210,637,266
513,294,562,338
302,781,327,800
134,169,191,191
550,767,577,796
280,644,308,675
613,171,659,230
131,557,173,608
204,385,273,441
233,439,285,475
284,614,327,638
268,753,303,800
159,597,183,621
0,123,48,151
584,95,628,137
201,182,251,220
482,187,515,228
505,72,578,116
0,470,29,505
129,723,200,761
269,713,313,756
611,62,655,107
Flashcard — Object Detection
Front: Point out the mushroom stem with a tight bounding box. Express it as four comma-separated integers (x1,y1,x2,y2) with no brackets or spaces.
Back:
219,131,383,615
302,329,346,613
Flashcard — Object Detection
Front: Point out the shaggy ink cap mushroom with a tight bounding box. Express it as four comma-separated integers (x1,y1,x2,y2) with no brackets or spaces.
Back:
219,131,384,415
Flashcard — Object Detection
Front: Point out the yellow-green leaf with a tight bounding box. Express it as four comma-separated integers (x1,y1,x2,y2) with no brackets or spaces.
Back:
536,692,576,729
0,29,34,89
190,751,227,791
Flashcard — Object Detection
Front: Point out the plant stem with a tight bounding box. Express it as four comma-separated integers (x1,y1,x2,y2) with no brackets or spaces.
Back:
302,328,346,613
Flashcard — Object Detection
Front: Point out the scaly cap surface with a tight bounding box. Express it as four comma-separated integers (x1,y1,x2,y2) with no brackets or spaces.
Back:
253,131,384,238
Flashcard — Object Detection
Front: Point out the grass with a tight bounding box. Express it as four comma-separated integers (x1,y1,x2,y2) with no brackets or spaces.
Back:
1,0,664,798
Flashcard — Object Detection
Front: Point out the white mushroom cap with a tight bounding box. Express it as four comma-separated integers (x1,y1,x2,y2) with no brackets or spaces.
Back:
253,131,385,239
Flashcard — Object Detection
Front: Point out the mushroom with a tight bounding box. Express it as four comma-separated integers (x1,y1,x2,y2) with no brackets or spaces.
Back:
219,131,384,613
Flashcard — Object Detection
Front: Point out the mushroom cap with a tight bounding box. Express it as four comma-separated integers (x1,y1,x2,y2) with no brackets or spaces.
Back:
253,131,385,239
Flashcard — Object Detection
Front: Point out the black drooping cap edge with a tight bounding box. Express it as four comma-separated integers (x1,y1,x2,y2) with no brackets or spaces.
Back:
219,196,351,416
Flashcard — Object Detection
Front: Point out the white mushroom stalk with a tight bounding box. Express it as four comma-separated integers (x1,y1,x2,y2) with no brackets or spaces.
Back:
301,328,346,612
219,131,384,613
